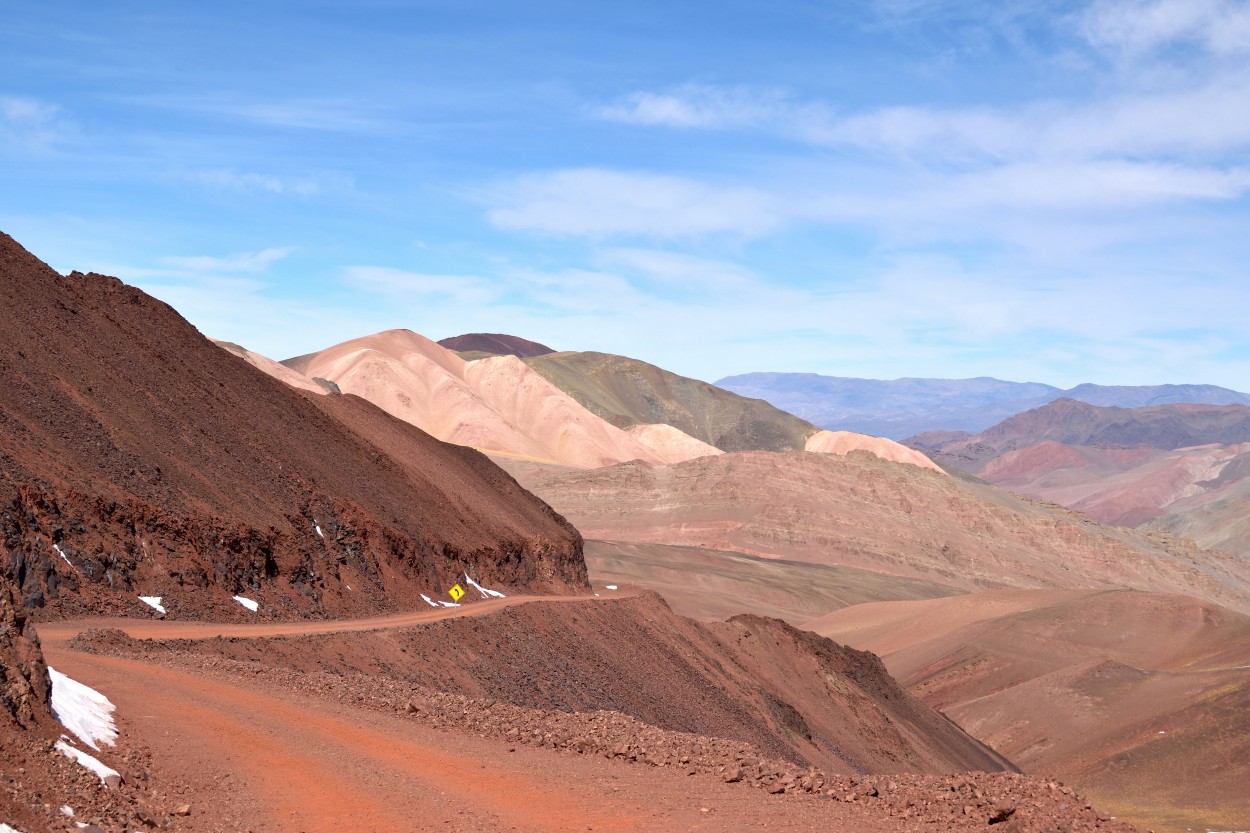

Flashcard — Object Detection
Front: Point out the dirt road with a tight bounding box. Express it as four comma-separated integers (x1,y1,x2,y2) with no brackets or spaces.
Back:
41,596,884,833
35,593,623,644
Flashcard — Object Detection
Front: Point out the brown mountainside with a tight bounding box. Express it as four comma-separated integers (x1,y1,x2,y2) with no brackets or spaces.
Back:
523,351,819,452
811,589,1250,832
499,450,1250,613
437,332,556,359
915,397,1250,473
0,232,586,622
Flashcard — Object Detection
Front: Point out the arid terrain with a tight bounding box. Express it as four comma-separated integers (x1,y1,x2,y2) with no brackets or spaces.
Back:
909,398,1250,557
1,232,1156,833
811,589,1250,832
7,231,1250,833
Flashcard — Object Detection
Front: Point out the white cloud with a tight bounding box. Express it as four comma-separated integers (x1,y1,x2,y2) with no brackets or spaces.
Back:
486,169,782,239
341,266,501,306
188,169,348,196
125,94,393,133
160,247,294,273
1080,0,1250,56
598,84,814,130
595,248,758,292
0,95,69,151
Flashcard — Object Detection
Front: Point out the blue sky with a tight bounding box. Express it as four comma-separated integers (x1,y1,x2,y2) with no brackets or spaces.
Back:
3,0,1250,389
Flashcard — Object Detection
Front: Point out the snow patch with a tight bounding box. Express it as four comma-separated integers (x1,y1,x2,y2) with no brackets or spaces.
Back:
53,543,74,569
2,824,28,833
138,595,165,614
464,573,506,599
439,600,460,608
420,594,440,608
605,585,618,591
314,523,324,538
55,740,120,784
232,595,259,612
59,806,74,818
49,667,117,750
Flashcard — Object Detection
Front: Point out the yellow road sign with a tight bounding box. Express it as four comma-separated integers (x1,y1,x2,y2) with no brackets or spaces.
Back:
448,584,465,602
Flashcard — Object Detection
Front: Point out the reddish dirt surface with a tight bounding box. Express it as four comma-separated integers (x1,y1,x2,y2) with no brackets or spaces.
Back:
583,540,960,625
498,450,1250,612
39,592,1013,777
24,595,1139,833
811,589,1250,833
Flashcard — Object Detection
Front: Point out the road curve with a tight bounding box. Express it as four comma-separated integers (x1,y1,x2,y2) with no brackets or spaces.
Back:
35,590,637,645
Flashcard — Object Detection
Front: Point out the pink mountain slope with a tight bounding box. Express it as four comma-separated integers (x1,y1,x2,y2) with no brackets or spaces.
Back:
625,423,723,464
805,430,945,474
284,329,667,468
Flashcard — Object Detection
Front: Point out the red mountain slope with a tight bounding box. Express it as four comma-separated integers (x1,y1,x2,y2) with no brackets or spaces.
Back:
0,232,585,622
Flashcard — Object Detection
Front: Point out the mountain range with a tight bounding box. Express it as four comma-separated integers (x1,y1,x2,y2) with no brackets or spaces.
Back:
2,233,1036,833
6,229,1250,833
717,372,1250,439
909,397,1250,557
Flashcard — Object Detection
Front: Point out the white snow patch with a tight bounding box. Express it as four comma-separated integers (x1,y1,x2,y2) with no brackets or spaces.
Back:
2,824,28,833
59,806,74,818
605,585,618,591
138,595,165,614
314,523,324,538
48,667,117,750
439,600,460,608
346,584,351,591
55,740,120,784
464,573,506,599
53,543,74,569
232,595,259,612
420,594,440,608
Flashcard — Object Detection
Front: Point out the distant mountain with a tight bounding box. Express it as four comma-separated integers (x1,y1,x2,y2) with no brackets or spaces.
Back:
497,449,1250,612
917,398,1250,473
912,398,1250,555
437,332,555,359
715,373,1250,439
524,351,819,453
282,330,692,468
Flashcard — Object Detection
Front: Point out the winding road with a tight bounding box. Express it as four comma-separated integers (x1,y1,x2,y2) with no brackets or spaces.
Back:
38,594,877,833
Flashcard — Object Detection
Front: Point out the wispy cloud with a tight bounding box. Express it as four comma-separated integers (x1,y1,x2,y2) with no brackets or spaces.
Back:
187,169,351,197
123,94,395,133
486,168,782,239
0,95,71,152
160,247,295,274
341,266,502,306
1080,0,1250,56
598,84,815,130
